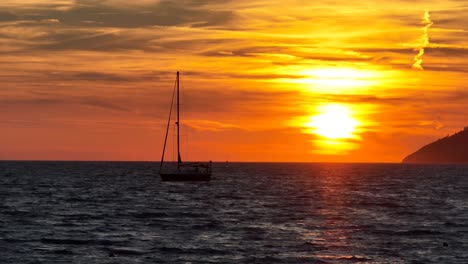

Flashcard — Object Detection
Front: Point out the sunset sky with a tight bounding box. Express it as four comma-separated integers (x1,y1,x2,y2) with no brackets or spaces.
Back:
1,0,467,162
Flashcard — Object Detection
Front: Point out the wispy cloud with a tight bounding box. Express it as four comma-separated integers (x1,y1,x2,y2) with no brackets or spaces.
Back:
0,0,74,10
412,11,434,70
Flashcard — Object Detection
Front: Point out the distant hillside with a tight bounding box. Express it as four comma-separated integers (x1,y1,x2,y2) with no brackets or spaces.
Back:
402,127,468,164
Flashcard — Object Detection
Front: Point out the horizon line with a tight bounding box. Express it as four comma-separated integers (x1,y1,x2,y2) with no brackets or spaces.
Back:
0,159,417,164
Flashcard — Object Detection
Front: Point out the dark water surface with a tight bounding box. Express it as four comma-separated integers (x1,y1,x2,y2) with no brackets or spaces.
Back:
1,161,467,263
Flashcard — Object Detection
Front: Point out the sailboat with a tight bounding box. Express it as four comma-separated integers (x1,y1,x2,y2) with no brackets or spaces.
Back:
159,71,212,181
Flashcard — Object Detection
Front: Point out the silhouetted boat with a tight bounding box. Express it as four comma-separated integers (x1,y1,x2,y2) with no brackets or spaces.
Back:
159,72,212,181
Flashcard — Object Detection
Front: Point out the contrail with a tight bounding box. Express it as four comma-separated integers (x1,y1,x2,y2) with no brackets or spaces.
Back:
412,11,433,70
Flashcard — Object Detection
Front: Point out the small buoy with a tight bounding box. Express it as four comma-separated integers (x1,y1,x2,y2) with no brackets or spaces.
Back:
443,242,448,247
109,252,115,257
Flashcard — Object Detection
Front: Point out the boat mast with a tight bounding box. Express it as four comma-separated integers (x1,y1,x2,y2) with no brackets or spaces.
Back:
176,71,182,168
159,78,176,173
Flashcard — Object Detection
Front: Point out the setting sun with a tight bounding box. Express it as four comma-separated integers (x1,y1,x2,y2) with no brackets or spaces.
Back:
306,104,359,139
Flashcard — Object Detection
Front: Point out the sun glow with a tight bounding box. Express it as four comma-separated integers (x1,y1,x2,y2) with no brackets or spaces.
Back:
303,68,380,90
274,67,383,93
306,104,359,139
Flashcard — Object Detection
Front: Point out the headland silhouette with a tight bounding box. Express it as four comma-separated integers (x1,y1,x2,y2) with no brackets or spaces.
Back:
403,127,468,164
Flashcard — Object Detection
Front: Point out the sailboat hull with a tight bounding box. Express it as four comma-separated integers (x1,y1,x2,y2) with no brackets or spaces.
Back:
160,172,211,181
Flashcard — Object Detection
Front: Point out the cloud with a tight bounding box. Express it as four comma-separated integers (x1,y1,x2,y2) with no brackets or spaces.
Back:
412,11,433,70
184,119,240,131
200,45,376,66
0,0,74,10
98,0,162,7
52,70,170,82
0,12,18,22
425,46,468,57
61,71,139,82
0,95,130,112
34,30,158,52
0,1,239,55
1,0,236,28
57,2,234,28
78,96,130,111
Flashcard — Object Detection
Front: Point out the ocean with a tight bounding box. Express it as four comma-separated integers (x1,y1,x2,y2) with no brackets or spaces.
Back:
0,161,467,263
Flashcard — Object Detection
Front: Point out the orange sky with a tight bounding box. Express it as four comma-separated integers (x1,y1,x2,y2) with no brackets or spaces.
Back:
0,0,467,162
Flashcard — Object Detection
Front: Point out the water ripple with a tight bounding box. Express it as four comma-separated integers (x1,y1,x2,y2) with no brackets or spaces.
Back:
1,161,467,263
